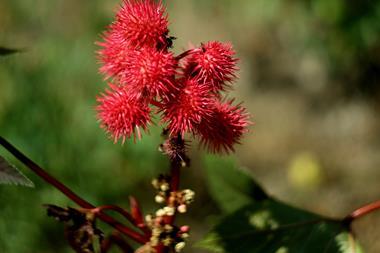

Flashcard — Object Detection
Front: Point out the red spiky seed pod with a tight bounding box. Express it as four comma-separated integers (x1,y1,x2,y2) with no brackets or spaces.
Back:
112,0,169,49
96,84,151,143
97,0,173,82
197,99,250,153
97,31,131,81
119,47,177,99
96,0,251,155
184,41,238,93
162,78,215,135
98,43,177,99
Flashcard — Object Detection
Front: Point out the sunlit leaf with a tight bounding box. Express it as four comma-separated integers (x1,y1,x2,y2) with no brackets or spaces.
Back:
0,155,34,187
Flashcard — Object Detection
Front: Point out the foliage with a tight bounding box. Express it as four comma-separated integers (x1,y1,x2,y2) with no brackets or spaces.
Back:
1,0,379,252
198,157,363,253
0,155,34,187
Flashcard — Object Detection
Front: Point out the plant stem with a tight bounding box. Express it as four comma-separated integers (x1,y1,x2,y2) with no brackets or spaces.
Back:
175,48,200,61
0,136,147,244
170,160,181,193
150,99,163,108
155,134,188,253
94,205,151,237
175,49,192,61
167,133,186,226
345,199,380,223
101,230,134,253
93,205,139,226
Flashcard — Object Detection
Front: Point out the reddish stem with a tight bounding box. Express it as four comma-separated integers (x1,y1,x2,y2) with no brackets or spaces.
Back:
175,48,200,61
101,230,134,253
155,244,170,253
156,134,187,253
150,99,163,108
345,199,380,223
164,134,185,226
129,196,151,236
170,133,185,193
170,161,181,193
0,136,147,244
93,205,138,226
94,205,151,237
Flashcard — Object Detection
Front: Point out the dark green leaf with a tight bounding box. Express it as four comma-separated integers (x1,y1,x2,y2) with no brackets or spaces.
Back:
0,46,22,56
197,201,363,253
200,158,363,253
0,155,34,187
204,156,268,213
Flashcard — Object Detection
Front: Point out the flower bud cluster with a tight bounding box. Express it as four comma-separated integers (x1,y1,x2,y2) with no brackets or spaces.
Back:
145,214,190,252
152,175,195,213
96,0,251,153
145,175,194,251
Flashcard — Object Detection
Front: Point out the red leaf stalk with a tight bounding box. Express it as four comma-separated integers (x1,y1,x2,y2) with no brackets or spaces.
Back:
0,136,147,244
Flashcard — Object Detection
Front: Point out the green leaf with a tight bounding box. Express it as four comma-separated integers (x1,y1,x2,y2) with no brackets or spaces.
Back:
0,155,34,187
336,233,364,253
204,156,268,213
197,201,363,253
200,157,363,253
0,46,22,56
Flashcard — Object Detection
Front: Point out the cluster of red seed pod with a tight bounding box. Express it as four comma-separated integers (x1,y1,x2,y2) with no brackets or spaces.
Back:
96,0,250,153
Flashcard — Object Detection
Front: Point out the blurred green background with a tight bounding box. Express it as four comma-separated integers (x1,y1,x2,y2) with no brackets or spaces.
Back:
1,0,380,252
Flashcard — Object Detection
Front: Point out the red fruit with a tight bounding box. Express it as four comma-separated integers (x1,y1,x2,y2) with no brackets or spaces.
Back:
197,99,250,153
162,78,215,135
96,84,151,143
119,47,177,99
98,39,177,100
97,31,131,80
98,44,177,99
184,41,238,93
112,0,169,49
